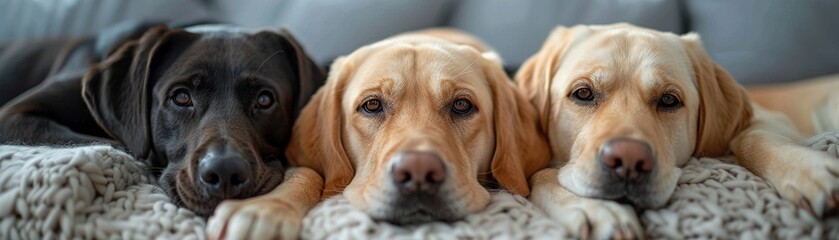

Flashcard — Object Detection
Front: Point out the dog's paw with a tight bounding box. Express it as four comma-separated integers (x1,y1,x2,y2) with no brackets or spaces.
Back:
543,198,642,240
207,197,304,240
774,153,839,217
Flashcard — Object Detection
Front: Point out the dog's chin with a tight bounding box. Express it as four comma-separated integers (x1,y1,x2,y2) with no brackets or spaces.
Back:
621,168,681,209
173,178,221,217
157,160,286,217
602,186,669,209
561,170,676,209
376,206,460,225
170,170,286,217
381,209,455,225
370,194,462,225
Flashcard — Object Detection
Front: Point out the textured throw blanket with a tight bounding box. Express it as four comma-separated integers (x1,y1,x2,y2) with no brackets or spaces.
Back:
1,133,838,239
0,146,205,239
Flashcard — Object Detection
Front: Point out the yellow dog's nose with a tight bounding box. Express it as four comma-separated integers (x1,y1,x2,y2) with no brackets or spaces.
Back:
391,151,446,195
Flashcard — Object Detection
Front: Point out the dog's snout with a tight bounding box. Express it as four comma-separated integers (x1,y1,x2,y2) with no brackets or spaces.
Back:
198,151,251,198
391,151,446,194
599,138,655,182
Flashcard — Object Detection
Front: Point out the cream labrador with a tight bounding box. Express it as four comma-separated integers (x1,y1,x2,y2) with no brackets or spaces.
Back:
747,74,839,136
518,23,839,239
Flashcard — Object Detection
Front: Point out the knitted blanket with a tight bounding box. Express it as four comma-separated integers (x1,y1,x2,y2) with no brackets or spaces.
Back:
0,145,205,239
1,132,838,239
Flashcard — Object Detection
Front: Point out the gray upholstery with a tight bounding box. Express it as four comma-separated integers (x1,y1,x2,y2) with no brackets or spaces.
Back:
209,0,454,65
449,0,683,69
0,0,837,84
0,0,209,43
685,0,839,85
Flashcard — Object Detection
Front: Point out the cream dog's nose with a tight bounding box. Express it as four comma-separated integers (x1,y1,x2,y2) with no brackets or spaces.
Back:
599,138,655,182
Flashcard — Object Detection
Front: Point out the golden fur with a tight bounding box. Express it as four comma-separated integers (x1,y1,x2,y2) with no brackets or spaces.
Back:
290,28,548,222
206,28,549,238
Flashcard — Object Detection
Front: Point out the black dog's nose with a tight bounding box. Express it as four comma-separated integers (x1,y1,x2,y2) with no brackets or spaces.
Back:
198,151,251,198
599,138,655,182
391,151,446,195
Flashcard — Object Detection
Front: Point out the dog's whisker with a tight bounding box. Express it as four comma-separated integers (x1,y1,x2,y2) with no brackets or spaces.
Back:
453,57,478,79
256,48,285,74
477,179,498,185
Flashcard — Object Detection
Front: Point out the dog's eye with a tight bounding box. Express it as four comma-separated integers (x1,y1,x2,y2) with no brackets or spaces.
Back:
171,90,192,107
362,99,383,113
657,93,681,111
571,87,595,102
452,99,473,115
256,92,273,109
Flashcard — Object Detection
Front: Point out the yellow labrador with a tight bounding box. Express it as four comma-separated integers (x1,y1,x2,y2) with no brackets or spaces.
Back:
208,27,549,239
298,30,549,224
518,23,839,239
292,28,549,224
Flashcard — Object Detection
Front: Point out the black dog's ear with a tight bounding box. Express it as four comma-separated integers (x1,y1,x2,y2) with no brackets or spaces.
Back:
252,28,326,115
83,25,199,160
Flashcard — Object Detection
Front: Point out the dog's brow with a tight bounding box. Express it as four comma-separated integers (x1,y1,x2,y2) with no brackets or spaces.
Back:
591,71,607,84
359,84,386,97
237,75,273,88
640,67,679,89
191,74,202,86
570,67,606,84
647,80,663,89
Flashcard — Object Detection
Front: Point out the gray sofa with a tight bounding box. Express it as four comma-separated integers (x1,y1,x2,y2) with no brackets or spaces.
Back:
2,0,837,85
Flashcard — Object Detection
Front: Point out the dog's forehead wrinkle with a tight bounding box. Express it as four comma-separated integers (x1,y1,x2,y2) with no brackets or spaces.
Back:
361,47,414,83
578,34,679,93
358,45,478,106
426,61,479,104
203,39,256,75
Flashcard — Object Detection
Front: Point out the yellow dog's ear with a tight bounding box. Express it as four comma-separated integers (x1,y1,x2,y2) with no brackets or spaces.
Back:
483,53,551,197
287,56,355,198
681,33,753,157
514,26,582,131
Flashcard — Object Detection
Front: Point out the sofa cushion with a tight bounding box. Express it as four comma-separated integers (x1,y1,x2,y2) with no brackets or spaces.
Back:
685,0,839,85
0,0,210,44
448,0,684,70
210,0,454,65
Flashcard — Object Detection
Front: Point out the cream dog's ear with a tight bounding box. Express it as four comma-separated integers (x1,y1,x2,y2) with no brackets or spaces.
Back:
481,51,503,66
287,56,355,198
483,54,551,197
681,33,753,157
514,26,585,131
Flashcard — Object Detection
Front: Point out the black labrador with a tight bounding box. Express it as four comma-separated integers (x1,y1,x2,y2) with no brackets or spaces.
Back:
0,23,325,216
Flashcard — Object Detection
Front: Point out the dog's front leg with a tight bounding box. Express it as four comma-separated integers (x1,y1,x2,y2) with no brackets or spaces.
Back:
207,167,324,240
731,107,839,217
530,168,643,240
